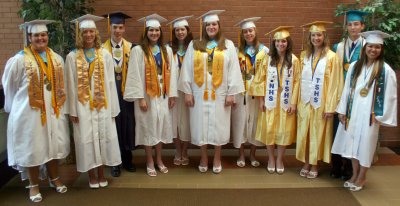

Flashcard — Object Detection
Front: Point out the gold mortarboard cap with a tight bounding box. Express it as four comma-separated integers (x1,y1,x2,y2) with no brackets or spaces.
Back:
265,26,294,40
301,21,333,32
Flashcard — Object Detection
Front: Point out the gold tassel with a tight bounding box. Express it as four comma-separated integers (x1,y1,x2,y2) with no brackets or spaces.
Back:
75,20,79,47
203,90,208,100
237,29,241,48
170,24,173,43
301,27,305,51
107,14,110,37
269,34,272,50
23,24,27,47
211,89,216,100
199,18,203,41
143,17,146,39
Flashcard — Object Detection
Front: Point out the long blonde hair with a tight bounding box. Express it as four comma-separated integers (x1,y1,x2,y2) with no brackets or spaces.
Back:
75,29,102,49
304,31,330,58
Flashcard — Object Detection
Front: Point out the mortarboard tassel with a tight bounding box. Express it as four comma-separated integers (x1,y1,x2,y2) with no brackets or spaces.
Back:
170,24,173,43
199,18,202,41
75,20,79,47
107,14,111,37
143,17,146,39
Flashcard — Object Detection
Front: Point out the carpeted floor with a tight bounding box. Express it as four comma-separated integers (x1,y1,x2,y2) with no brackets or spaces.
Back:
0,187,360,206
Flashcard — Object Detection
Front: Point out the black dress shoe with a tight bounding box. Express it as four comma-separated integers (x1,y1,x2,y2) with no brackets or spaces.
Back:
123,163,136,172
111,166,121,177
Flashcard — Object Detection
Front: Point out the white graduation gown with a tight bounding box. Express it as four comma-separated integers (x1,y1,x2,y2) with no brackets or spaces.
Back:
231,47,269,148
124,45,178,146
170,50,191,141
332,62,397,167
2,51,70,169
178,40,245,146
66,48,121,172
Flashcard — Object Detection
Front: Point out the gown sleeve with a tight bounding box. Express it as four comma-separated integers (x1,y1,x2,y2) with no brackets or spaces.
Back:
226,40,244,95
124,46,144,102
375,63,397,127
2,53,23,113
103,49,120,117
178,41,194,95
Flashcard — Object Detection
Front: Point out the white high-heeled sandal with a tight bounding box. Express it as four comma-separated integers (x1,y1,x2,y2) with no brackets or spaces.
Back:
26,184,42,203
49,177,68,193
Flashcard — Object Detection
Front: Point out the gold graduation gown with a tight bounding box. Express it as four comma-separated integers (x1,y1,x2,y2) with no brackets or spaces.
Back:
249,54,300,146
296,50,342,165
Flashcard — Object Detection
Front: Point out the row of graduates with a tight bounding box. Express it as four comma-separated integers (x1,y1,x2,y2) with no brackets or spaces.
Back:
2,9,397,203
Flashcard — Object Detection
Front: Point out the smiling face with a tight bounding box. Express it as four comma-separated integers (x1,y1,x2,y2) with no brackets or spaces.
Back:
82,28,96,48
29,32,48,52
365,43,382,61
111,23,125,43
347,21,365,40
205,21,219,39
147,27,161,45
310,31,325,49
275,38,288,54
243,27,256,45
174,26,188,43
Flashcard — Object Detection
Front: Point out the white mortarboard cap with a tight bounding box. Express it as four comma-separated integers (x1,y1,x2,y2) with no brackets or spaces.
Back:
235,17,261,30
360,30,392,45
138,13,167,28
167,16,193,28
71,14,104,29
23,19,55,34
197,10,225,23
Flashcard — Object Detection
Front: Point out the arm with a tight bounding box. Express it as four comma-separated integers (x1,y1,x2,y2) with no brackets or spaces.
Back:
375,64,397,127
104,50,120,117
123,46,145,102
2,54,23,113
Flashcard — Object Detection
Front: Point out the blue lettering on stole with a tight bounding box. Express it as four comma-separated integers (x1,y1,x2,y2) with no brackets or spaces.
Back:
269,96,273,101
269,83,274,89
284,92,289,98
284,99,289,104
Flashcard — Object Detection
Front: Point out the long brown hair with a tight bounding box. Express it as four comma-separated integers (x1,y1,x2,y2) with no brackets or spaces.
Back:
350,44,385,91
269,37,294,68
170,26,193,55
238,28,260,52
304,31,330,58
193,21,226,52
76,29,102,49
139,27,169,65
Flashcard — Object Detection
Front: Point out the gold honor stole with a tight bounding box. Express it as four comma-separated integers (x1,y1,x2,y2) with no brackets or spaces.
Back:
103,39,131,94
144,48,170,97
76,49,107,111
238,49,266,94
194,49,224,100
24,47,66,125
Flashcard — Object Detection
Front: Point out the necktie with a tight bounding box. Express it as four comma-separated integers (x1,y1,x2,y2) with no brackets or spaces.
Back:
115,44,121,49
350,42,356,54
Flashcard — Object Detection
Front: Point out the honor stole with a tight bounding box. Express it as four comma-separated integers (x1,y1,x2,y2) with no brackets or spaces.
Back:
103,39,131,94
76,49,107,111
264,57,294,111
238,49,265,93
24,47,66,125
144,48,170,97
193,49,224,100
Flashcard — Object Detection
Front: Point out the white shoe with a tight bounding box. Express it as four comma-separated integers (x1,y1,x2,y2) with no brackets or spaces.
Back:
213,165,222,174
26,184,42,203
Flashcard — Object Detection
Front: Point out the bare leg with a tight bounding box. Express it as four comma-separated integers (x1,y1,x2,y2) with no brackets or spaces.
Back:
27,166,40,196
88,168,98,184
213,146,222,167
250,145,257,162
238,144,245,162
276,145,286,169
349,158,360,183
266,145,275,169
173,138,182,160
355,166,368,187
199,145,208,167
182,141,189,159
145,146,154,169
155,143,165,167
46,160,63,187
97,166,106,182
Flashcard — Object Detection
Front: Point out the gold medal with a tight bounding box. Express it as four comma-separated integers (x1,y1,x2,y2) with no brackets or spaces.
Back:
116,75,121,81
115,66,122,73
246,73,252,80
113,50,122,58
344,63,350,70
85,50,94,58
46,83,52,91
360,88,369,97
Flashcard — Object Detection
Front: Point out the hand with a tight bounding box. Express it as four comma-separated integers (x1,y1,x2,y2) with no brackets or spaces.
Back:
139,98,148,112
69,116,79,124
338,114,346,125
259,97,266,112
168,97,176,109
287,104,297,115
185,94,194,107
225,95,234,107
323,112,334,119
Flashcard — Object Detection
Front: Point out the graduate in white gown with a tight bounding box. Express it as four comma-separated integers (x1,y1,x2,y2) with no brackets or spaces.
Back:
66,14,121,188
332,31,397,191
167,16,194,166
231,17,267,168
2,20,69,202
124,14,178,177
179,10,244,174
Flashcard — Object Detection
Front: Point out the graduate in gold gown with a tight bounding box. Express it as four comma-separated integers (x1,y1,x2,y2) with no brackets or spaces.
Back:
297,21,343,178
249,26,300,174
